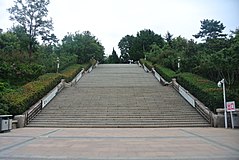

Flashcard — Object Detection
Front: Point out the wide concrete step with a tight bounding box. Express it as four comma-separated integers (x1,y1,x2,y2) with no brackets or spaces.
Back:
29,118,209,125
38,113,200,117
28,119,209,124
27,123,210,128
34,114,204,119
32,118,207,123
33,115,205,119
40,109,199,113
42,108,197,112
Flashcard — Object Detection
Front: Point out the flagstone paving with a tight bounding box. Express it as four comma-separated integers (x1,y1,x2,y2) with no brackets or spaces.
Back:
0,127,239,159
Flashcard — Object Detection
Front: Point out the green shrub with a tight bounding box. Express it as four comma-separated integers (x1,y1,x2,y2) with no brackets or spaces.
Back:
3,73,62,115
82,59,96,71
139,59,143,66
61,64,83,82
0,81,13,115
2,61,96,115
139,59,153,70
0,102,9,115
177,72,223,112
154,64,177,82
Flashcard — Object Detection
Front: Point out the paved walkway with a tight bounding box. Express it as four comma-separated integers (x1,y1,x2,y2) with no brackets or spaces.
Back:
0,127,239,159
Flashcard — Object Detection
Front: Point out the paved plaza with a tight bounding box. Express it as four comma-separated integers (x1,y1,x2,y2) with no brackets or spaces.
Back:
0,127,239,159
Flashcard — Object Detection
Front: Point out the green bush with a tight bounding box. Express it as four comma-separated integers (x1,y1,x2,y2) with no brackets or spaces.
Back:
139,59,153,70
61,64,83,82
2,62,94,115
139,59,144,66
3,73,62,115
177,72,223,112
0,81,13,115
154,64,177,82
82,59,96,71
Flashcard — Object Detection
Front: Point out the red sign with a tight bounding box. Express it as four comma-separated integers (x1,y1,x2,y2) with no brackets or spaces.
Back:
227,101,236,112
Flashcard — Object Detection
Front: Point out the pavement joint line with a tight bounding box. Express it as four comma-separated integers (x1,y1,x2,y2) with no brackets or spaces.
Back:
0,135,33,138
0,137,36,154
39,129,62,137
0,129,60,154
47,135,194,139
180,129,239,153
1,155,239,160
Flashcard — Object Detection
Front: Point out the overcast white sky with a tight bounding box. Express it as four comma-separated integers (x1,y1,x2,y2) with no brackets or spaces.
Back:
0,0,239,55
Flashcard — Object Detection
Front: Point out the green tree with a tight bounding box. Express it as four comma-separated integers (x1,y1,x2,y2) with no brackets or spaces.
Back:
0,31,20,53
165,31,173,47
108,48,119,63
61,31,104,63
118,35,134,63
8,0,53,58
145,43,162,64
193,19,227,40
42,33,58,46
171,36,187,52
118,29,164,61
8,25,30,53
136,29,164,53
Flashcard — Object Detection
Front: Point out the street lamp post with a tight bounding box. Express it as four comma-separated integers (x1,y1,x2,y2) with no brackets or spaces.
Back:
177,57,181,70
56,57,60,73
218,79,227,128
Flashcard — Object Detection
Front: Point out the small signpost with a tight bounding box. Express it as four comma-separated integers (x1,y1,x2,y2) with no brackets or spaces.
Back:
227,101,236,129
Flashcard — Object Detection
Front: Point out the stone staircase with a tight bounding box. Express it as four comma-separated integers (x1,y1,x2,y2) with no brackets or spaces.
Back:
28,64,210,128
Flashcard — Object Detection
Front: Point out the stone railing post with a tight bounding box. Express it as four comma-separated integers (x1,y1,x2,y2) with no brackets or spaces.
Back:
14,115,26,128
172,78,179,91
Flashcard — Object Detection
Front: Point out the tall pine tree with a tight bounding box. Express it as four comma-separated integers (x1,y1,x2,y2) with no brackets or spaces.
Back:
108,48,120,63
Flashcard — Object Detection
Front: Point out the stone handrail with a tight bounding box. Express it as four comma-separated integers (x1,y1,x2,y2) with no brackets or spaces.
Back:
87,65,93,73
65,69,85,87
142,64,150,72
25,100,42,125
151,68,170,86
20,64,96,127
171,78,214,126
137,63,214,125
24,80,65,126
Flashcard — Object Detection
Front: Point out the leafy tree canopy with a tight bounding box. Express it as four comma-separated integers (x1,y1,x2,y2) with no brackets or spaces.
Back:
8,0,53,58
164,31,173,47
61,31,104,63
118,29,165,61
193,19,227,40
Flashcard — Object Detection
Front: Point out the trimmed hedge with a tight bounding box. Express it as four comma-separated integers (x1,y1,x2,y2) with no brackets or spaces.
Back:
177,72,223,112
139,59,153,70
3,73,62,115
61,64,83,82
139,59,176,82
3,62,93,115
82,59,97,71
154,64,176,82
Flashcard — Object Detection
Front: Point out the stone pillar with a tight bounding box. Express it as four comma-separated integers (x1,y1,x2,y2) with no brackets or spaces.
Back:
172,78,179,91
61,79,65,87
14,115,26,128
215,108,229,128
